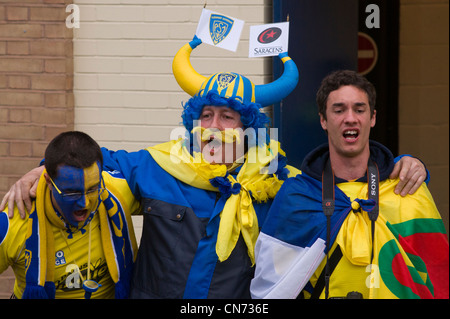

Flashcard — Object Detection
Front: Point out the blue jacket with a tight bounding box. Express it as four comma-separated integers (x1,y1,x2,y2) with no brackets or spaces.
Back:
101,148,273,298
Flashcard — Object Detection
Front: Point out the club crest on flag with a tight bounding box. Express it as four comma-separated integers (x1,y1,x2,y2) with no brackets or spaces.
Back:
217,73,237,90
210,14,234,45
195,9,244,52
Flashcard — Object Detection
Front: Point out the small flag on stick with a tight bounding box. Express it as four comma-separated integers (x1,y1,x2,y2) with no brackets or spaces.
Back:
195,8,244,52
249,22,290,58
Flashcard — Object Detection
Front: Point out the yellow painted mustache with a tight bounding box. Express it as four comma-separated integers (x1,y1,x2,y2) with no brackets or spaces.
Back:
192,127,242,144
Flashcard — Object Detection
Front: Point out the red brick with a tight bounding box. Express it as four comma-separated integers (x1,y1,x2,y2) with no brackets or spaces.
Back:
44,0,67,3
45,92,66,107
30,40,66,56
6,41,30,55
9,108,31,123
10,141,32,157
0,58,43,73
31,74,67,90
30,7,66,22
45,59,67,73
0,24,43,38
0,74,6,88
0,0,44,3
0,92,44,106
8,75,31,89
0,142,8,156
6,7,29,21
32,108,66,124
0,125,44,140
45,24,72,39
0,156,40,176
0,41,6,54
0,108,8,122
0,176,11,193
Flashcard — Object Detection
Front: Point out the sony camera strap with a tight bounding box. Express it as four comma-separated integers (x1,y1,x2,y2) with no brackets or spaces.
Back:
320,157,379,299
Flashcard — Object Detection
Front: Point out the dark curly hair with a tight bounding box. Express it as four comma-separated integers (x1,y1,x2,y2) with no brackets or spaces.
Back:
316,70,376,120
45,131,103,179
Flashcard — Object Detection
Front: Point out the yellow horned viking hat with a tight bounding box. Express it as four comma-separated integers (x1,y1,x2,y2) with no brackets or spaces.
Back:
173,36,298,107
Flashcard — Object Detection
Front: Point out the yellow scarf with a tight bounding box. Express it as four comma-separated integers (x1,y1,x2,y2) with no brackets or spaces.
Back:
147,138,299,264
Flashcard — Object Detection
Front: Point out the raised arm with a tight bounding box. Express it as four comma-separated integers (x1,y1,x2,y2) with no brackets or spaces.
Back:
0,166,44,219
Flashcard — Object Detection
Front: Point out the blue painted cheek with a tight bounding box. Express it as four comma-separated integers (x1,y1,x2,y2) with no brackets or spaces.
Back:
53,192,87,227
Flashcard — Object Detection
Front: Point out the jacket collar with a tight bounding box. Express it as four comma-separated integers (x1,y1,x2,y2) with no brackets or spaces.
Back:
300,140,394,183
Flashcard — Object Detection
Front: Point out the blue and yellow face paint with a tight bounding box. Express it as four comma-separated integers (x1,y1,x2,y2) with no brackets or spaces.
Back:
49,162,102,229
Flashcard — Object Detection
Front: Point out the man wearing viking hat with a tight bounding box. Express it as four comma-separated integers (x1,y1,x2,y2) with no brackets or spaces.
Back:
118,36,302,298
2,37,427,299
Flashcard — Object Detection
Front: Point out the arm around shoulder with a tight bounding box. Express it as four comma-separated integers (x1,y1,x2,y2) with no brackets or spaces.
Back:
0,166,43,219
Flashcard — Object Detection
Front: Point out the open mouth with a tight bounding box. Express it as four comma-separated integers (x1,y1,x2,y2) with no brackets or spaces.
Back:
206,135,223,155
343,129,359,142
72,209,88,222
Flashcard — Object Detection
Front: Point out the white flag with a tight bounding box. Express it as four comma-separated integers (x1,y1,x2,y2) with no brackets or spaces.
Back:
195,8,244,52
249,22,289,58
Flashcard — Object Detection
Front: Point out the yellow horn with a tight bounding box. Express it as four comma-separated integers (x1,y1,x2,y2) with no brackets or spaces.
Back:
172,37,207,97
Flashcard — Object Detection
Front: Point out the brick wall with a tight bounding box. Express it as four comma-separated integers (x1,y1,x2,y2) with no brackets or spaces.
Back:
0,0,74,298
0,0,74,198
398,0,449,233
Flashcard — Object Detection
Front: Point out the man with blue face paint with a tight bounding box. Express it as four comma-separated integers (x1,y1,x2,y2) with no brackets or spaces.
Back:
0,131,139,299
47,162,103,232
